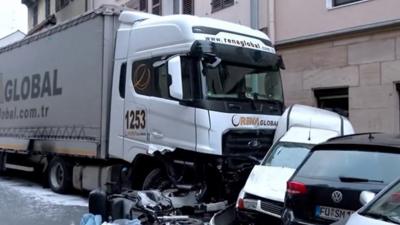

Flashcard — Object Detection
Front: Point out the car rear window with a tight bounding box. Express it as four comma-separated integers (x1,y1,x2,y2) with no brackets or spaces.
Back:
297,150,400,184
262,142,312,169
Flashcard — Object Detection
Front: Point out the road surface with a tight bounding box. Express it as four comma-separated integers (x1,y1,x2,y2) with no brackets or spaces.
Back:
0,172,88,225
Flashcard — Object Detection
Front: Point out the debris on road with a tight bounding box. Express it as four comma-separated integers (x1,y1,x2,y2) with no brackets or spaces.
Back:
88,189,228,225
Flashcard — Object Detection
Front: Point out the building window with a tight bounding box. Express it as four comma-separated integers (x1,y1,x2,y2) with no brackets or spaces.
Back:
152,0,162,15
314,88,349,117
33,4,38,26
140,0,148,11
45,0,51,18
211,0,234,13
327,0,364,8
182,0,194,15
56,0,70,12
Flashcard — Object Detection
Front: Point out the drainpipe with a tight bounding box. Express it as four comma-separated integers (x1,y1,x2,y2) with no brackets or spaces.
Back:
250,0,260,93
173,0,180,14
250,0,259,29
268,0,276,44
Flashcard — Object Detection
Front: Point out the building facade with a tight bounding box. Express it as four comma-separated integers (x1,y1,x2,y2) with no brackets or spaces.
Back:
22,0,125,30
274,0,400,134
21,0,400,134
21,0,269,31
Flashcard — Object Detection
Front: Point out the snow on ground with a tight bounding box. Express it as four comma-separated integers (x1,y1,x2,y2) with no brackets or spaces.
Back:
0,175,88,225
0,176,88,207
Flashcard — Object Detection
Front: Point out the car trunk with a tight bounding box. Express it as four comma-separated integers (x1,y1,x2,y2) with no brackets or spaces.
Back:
289,176,385,224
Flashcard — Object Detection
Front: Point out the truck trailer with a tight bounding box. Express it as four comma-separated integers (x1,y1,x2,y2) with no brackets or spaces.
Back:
0,6,285,200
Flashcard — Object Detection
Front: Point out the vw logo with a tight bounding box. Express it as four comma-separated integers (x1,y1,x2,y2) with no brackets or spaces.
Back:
248,139,261,149
332,191,343,203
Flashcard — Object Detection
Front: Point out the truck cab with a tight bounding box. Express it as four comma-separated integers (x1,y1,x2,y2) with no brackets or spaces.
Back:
109,11,285,200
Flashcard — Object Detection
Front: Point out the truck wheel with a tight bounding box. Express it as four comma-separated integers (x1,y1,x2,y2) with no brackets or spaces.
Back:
48,157,72,193
142,168,171,190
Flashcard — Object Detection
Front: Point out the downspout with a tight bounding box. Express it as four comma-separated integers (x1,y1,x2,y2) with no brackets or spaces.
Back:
173,0,180,14
250,0,259,93
250,0,259,29
268,0,276,44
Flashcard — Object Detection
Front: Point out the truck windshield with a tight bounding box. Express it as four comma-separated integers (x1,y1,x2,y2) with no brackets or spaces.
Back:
204,62,283,103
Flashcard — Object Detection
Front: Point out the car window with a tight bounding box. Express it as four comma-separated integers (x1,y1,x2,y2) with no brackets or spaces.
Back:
362,180,400,223
297,150,400,184
262,142,312,169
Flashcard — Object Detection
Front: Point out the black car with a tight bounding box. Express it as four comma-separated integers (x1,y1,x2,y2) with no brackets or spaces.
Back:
282,133,400,225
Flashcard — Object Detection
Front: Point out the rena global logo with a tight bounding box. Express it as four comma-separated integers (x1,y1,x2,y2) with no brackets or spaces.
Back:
0,70,62,103
231,115,278,127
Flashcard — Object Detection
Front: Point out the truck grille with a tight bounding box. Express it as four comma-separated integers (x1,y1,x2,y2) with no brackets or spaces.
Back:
222,130,274,159
260,199,284,216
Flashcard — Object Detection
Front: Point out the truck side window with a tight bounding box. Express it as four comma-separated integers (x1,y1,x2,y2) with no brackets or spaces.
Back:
119,62,127,98
132,58,172,100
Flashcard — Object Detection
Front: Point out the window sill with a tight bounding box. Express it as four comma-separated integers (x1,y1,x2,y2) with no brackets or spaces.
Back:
327,0,371,11
211,3,234,14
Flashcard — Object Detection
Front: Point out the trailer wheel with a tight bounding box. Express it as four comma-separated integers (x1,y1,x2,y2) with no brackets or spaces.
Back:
48,157,72,193
142,168,171,190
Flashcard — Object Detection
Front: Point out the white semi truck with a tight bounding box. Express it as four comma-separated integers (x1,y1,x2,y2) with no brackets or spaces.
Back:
0,6,285,201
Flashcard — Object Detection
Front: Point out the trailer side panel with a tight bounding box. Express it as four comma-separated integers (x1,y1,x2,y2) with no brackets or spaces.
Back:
0,12,118,158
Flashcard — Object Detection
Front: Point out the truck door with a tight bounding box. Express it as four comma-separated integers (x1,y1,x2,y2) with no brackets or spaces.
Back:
124,57,196,157
123,60,150,161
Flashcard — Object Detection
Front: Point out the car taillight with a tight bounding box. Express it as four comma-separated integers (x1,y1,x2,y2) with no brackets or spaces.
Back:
237,198,245,209
287,181,307,195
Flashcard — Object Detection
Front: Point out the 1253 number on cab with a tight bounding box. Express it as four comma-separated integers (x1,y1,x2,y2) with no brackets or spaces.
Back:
125,109,146,137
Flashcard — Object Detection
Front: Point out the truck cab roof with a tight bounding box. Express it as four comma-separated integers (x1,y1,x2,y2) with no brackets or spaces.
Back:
118,9,276,59
120,10,272,44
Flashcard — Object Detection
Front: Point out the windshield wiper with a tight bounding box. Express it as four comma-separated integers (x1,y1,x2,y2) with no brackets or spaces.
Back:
339,176,384,183
360,212,400,224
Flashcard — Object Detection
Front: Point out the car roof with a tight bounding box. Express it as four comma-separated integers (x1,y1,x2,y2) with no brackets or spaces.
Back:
279,127,340,145
312,133,400,151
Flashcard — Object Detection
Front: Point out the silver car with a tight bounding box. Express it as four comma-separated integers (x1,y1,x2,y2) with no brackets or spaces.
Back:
333,177,400,225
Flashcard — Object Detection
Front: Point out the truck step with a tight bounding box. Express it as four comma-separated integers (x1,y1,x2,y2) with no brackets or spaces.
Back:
5,163,34,172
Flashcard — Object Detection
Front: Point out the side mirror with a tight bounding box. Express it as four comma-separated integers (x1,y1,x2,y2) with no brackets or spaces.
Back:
168,56,183,100
360,191,376,206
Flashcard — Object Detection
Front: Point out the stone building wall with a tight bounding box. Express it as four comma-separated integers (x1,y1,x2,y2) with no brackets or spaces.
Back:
277,28,400,134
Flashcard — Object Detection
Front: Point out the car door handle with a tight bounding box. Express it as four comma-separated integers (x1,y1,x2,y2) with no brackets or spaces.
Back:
151,131,164,139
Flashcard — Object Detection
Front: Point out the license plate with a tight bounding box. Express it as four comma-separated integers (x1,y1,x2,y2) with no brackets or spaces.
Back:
315,206,353,221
